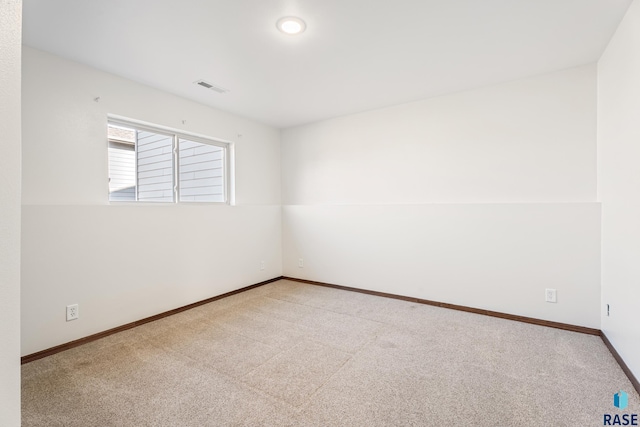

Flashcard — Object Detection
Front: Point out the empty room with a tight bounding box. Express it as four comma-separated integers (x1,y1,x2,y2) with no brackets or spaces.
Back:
2,0,640,425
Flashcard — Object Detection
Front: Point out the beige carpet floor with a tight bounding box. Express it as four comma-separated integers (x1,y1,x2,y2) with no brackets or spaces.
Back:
22,279,639,426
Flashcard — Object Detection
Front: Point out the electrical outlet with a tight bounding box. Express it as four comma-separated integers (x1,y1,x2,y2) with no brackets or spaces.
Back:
298,258,304,268
260,260,265,271
545,289,557,303
607,304,610,316
66,304,79,321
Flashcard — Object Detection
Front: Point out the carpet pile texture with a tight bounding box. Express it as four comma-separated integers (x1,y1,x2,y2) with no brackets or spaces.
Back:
22,280,639,426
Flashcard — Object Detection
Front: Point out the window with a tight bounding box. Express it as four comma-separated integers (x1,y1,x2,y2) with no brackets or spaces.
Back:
107,119,229,203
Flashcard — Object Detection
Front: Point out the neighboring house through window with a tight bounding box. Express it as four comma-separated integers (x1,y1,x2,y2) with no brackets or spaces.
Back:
107,125,136,201
107,119,229,203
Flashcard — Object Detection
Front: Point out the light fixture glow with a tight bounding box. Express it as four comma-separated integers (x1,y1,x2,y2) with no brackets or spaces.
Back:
277,16,306,35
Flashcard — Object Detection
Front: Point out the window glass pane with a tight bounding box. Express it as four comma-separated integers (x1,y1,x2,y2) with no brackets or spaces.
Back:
108,120,228,204
179,138,225,202
136,130,174,202
108,125,136,201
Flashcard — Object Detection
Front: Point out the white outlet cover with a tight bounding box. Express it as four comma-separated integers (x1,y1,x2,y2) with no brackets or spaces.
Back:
545,289,557,303
298,258,304,268
66,304,79,321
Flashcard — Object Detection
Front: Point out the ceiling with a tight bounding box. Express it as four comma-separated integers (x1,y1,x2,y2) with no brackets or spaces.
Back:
22,0,632,129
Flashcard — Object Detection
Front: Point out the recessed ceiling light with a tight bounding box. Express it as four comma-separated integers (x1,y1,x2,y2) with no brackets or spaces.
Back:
276,16,306,35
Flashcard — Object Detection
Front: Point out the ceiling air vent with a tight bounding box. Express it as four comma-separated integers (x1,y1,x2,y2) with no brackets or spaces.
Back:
194,80,229,94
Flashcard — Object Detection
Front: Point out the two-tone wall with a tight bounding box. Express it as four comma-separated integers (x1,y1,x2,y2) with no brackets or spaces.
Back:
282,65,601,329
20,47,282,356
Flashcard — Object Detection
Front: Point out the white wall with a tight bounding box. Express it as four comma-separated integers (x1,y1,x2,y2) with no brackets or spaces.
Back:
598,0,640,381
0,1,21,425
283,65,597,205
21,47,282,356
283,204,600,327
282,65,601,328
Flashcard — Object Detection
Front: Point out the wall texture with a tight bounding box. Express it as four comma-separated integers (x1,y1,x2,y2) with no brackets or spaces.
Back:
0,1,22,424
283,65,597,205
598,0,640,381
282,65,601,328
21,47,282,355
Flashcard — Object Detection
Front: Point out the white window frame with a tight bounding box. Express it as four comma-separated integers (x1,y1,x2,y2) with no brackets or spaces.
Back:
107,116,231,204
